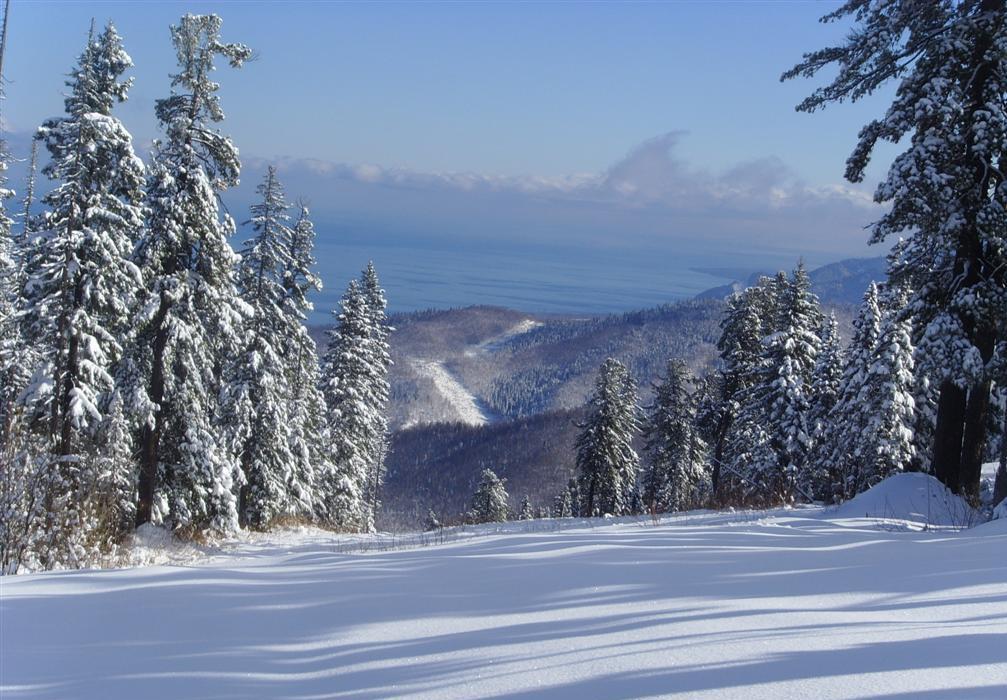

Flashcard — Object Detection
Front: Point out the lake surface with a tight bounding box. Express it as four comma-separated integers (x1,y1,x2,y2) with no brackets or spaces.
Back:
308,235,833,322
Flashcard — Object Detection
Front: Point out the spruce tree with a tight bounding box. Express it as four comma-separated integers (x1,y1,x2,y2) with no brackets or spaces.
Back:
469,469,509,524
712,281,774,501
132,15,252,534
0,46,40,572
854,298,917,492
743,264,822,504
820,283,883,501
21,22,145,560
642,360,707,512
785,0,1007,501
359,261,392,528
576,358,640,517
0,134,19,456
811,313,843,432
566,478,580,517
424,508,441,531
320,280,380,531
281,203,326,520
805,313,844,496
518,495,534,520
225,167,296,529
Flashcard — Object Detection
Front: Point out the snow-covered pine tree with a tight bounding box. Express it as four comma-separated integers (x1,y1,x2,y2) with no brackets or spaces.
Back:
805,312,844,496
424,508,441,531
811,313,843,431
743,264,822,504
319,280,381,531
711,279,777,501
518,495,533,520
0,132,19,457
280,203,325,520
853,292,917,493
358,261,391,528
20,22,145,562
469,468,509,524
132,15,252,535
820,283,883,501
0,42,42,573
551,490,571,518
785,0,1007,502
224,166,296,530
90,391,136,544
565,477,580,517
576,357,641,517
642,360,708,512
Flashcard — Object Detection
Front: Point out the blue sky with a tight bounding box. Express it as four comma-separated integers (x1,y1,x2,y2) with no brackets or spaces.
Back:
5,1,892,182
3,1,900,313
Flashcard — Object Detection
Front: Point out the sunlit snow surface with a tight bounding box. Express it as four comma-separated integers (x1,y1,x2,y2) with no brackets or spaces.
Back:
3,474,1006,699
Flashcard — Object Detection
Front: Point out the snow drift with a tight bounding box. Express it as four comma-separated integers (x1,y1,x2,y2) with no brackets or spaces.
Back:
830,472,980,528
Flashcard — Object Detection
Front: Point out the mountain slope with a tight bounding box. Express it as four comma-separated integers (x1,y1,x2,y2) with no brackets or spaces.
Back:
696,256,886,304
5,503,1005,699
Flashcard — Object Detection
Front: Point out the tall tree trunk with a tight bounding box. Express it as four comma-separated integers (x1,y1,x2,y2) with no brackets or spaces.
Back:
136,301,169,526
959,325,996,502
711,411,731,504
933,382,967,493
994,406,1007,505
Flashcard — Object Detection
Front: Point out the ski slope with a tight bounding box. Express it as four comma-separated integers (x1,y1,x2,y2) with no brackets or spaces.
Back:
409,359,492,426
3,478,1006,699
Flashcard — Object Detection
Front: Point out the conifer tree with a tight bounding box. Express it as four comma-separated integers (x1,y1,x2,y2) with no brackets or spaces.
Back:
551,490,571,518
225,167,296,529
21,22,144,560
518,495,534,520
711,281,774,500
320,281,380,531
642,360,707,512
359,261,391,527
854,299,917,492
805,313,844,495
469,469,509,523
820,283,883,501
0,43,40,572
132,15,252,534
785,0,1007,501
743,264,821,503
576,358,640,517
811,313,843,431
281,203,326,519
424,508,441,531
0,139,19,456
565,478,580,517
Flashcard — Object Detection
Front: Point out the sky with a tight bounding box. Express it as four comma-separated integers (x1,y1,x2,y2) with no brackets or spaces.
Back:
2,1,902,314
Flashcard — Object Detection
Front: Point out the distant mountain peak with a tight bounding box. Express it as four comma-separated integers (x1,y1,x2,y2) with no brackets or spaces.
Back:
695,256,886,305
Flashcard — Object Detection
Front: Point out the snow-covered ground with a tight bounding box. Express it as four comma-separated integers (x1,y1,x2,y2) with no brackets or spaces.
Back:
406,319,541,428
408,359,493,426
3,474,1006,699
464,318,543,356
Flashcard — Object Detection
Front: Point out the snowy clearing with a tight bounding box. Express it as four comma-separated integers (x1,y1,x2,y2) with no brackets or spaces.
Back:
464,318,544,356
408,359,493,426
3,475,1006,700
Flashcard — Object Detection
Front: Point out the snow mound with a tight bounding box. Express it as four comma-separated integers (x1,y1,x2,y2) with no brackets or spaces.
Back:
968,513,1007,536
830,472,980,529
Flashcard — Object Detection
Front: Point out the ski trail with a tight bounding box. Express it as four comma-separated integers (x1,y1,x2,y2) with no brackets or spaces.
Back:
412,359,491,426
408,319,542,428
465,318,543,357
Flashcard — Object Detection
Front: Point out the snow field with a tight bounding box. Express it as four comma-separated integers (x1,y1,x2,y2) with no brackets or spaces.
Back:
3,475,1006,699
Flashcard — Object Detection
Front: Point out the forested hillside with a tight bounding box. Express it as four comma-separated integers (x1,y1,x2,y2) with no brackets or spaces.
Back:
380,408,586,529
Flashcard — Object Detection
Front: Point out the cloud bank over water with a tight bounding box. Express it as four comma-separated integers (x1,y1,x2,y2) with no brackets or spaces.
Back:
240,131,881,258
